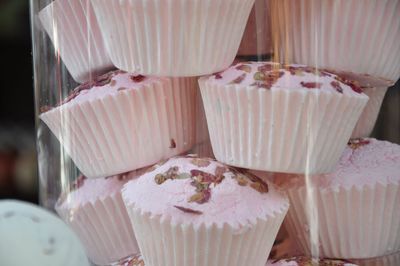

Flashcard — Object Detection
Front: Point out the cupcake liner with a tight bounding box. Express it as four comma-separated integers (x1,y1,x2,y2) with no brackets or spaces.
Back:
191,86,214,158
38,0,114,83
41,77,197,178
91,0,255,76
284,182,400,259
124,203,288,266
269,0,400,82
351,86,389,138
200,80,368,174
350,251,400,266
56,192,139,266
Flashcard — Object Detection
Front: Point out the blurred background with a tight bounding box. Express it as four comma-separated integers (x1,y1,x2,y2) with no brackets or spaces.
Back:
0,0,399,205
0,1,37,203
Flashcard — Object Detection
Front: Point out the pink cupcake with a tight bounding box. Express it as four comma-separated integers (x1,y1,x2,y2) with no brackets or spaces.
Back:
122,156,289,266
199,62,368,174
56,170,147,265
283,138,400,259
40,70,197,178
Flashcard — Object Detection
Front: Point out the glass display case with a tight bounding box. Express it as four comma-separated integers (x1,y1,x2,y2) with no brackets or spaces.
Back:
30,0,400,265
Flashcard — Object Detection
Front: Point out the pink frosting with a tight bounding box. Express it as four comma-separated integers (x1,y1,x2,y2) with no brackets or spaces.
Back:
58,169,147,209
60,70,163,106
206,62,366,97
122,156,289,229
284,138,400,190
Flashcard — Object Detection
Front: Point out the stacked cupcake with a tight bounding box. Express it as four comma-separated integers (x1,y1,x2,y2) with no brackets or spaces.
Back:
37,0,400,265
38,0,262,265
256,0,400,263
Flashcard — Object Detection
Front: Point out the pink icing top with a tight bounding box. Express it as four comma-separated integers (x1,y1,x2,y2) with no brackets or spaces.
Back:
284,138,400,190
204,62,367,97
265,257,357,266
58,169,146,209
122,156,289,229
44,70,163,109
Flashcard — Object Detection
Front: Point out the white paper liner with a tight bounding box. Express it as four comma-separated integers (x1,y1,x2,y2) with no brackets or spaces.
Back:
56,192,139,266
191,86,214,158
38,0,114,83
90,0,255,77
124,203,288,266
350,251,400,266
269,0,400,82
284,182,400,259
40,77,197,178
200,80,368,174
351,86,388,138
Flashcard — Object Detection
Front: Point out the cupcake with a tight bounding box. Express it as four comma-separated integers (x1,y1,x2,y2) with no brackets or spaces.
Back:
325,71,394,138
55,170,146,266
38,0,114,83
283,138,400,259
269,0,400,82
199,62,368,174
40,70,197,178
265,257,357,266
122,156,289,266
0,200,89,266
90,0,255,76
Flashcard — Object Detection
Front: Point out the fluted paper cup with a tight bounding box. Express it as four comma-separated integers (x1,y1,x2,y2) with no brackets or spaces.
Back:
124,203,288,266
56,189,139,265
269,0,400,82
199,79,368,174
40,77,197,178
331,72,395,138
191,86,214,158
38,0,114,83
90,0,255,76
351,251,400,266
284,182,400,259
352,87,388,138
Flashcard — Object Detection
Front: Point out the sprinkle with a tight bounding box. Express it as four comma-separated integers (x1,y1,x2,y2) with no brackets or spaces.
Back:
169,139,176,149
300,82,322,89
130,75,146,82
331,81,343,93
174,205,203,215
190,158,211,167
348,138,370,149
236,64,252,73
229,73,246,84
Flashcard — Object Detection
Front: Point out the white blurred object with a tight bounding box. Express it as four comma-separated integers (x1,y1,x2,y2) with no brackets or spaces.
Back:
0,200,89,266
